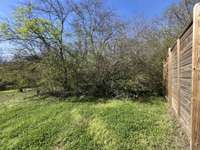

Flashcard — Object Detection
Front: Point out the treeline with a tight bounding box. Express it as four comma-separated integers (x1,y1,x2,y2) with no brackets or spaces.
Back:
0,0,198,98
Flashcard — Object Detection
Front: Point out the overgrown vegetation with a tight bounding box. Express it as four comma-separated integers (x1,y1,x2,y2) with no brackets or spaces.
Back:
0,90,189,149
0,0,198,98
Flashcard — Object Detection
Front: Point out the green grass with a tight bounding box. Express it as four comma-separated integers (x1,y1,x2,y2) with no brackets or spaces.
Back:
0,90,187,150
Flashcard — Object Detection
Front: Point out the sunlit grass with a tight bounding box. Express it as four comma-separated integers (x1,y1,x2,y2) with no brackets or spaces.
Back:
0,91,187,150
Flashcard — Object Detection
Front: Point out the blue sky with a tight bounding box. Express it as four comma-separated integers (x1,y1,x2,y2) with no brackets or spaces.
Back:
106,0,179,19
0,0,179,58
0,0,179,19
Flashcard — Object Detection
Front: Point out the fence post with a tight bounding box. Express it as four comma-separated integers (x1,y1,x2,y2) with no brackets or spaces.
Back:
168,48,172,105
163,61,166,97
177,39,181,116
191,3,200,150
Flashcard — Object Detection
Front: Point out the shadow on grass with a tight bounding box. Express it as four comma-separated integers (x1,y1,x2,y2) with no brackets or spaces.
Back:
135,96,165,106
66,94,164,104
22,90,164,105
24,94,49,102
66,96,112,104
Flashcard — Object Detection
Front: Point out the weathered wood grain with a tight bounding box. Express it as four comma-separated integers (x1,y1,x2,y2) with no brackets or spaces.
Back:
163,4,200,149
191,3,200,150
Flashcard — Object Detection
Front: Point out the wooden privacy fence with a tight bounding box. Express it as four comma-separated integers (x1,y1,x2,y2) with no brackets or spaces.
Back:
163,3,200,150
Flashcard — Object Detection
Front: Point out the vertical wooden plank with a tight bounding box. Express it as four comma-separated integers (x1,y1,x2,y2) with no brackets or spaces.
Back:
163,61,166,97
191,3,200,150
164,59,168,99
177,39,181,116
168,48,172,105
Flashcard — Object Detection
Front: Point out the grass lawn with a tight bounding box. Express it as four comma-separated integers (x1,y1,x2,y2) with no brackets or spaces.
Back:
0,90,188,150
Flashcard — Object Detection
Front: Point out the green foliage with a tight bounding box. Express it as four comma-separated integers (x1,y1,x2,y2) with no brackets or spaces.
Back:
1,0,196,97
0,23,9,35
16,18,52,39
0,58,39,91
0,90,188,149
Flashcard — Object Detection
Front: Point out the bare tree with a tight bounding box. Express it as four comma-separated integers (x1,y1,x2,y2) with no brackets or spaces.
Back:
165,0,200,33
0,0,75,93
71,0,125,55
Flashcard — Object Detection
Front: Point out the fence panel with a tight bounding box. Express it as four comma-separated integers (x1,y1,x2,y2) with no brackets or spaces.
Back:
163,3,200,150
179,24,193,137
171,45,179,114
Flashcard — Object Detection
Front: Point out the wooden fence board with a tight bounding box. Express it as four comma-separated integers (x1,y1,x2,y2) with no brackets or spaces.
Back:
191,3,200,149
163,4,200,149
162,3,198,150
